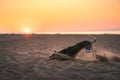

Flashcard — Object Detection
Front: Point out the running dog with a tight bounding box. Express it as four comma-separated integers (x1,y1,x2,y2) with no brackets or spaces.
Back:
49,35,97,61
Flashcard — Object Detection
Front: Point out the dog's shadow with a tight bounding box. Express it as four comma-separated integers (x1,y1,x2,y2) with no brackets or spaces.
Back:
95,54,120,62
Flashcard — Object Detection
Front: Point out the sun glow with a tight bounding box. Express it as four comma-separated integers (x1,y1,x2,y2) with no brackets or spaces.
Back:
24,28,30,34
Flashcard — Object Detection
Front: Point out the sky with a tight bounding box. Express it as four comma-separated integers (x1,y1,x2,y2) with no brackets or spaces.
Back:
0,0,120,34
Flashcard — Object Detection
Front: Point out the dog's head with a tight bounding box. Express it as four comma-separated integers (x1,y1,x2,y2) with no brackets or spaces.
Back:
49,53,60,59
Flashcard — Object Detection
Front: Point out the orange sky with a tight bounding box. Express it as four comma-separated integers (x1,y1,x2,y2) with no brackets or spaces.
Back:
0,0,120,33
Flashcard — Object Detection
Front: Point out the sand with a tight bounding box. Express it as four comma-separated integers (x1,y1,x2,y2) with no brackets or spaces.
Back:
0,34,120,80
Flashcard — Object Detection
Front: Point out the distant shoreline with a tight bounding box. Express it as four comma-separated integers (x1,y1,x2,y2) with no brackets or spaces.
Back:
0,33,120,35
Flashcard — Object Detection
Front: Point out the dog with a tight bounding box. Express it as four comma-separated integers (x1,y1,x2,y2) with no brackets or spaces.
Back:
49,35,97,61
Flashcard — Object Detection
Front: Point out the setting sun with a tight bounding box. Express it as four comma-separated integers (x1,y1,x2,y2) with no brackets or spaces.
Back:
24,28,30,34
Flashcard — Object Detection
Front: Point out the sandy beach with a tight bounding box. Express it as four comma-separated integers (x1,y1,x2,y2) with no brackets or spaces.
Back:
0,34,120,80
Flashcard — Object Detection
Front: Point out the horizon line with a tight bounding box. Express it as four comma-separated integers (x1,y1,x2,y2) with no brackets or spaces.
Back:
0,31,120,34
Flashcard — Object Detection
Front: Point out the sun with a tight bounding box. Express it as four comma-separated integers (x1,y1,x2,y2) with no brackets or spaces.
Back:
24,28,30,34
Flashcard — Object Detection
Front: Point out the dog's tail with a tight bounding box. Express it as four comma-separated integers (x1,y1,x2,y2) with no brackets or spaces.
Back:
88,34,96,43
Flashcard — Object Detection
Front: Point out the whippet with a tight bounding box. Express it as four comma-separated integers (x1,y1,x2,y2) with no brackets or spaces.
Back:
49,35,97,61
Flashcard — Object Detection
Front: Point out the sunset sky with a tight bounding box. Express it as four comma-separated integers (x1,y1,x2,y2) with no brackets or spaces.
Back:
0,0,120,34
